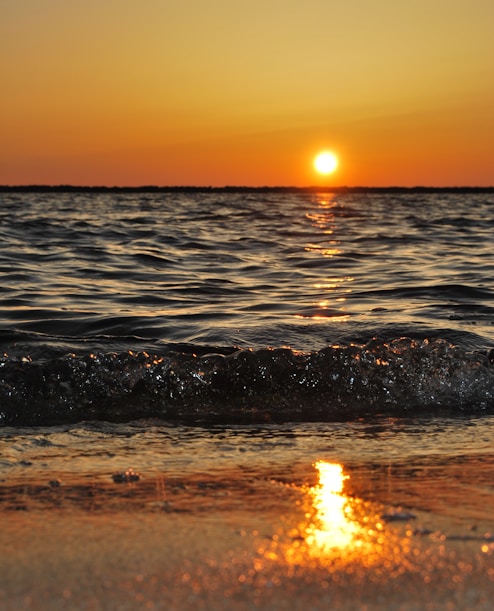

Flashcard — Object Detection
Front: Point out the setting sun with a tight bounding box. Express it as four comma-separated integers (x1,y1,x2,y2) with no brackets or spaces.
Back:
314,152,339,175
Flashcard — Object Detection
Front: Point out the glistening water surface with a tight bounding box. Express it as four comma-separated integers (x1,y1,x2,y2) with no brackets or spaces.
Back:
0,190,493,425
1,190,493,353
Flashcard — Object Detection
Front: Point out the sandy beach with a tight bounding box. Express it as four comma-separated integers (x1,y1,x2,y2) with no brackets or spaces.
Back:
1,446,493,611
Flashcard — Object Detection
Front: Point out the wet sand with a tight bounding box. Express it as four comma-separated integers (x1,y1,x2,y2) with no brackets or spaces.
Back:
1,461,494,611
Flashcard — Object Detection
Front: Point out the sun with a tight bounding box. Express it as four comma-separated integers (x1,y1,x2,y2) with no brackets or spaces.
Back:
314,151,338,175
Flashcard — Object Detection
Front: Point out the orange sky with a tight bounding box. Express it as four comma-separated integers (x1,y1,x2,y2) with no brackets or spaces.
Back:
2,0,493,187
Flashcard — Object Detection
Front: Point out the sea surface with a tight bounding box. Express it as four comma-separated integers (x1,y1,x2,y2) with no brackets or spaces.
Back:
0,189,493,425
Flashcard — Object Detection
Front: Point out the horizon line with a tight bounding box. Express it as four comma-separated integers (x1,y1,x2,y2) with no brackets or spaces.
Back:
1,184,494,193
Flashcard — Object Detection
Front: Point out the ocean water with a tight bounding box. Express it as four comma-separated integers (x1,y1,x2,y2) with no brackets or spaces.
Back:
0,189,493,425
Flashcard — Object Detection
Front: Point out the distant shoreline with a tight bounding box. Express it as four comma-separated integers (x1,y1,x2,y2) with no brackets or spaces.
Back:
1,185,494,194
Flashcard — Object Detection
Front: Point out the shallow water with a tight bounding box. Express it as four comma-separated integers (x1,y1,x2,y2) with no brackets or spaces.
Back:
1,417,493,524
2,417,494,475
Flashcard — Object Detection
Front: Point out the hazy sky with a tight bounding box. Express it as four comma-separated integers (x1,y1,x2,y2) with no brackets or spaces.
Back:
2,0,493,186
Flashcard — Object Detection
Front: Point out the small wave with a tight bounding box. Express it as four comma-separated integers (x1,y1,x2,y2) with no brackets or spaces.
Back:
0,338,493,426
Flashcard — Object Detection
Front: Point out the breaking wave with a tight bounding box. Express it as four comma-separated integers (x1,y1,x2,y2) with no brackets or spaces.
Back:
1,337,493,426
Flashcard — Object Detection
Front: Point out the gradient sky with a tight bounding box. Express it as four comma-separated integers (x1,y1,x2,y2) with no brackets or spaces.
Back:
2,0,493,186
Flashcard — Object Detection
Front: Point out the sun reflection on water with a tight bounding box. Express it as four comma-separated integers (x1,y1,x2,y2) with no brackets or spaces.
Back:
305,461,359,552
265,460,395,571
300,195,354,320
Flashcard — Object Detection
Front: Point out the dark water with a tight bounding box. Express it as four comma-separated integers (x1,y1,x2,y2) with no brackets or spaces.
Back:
1,190,493,425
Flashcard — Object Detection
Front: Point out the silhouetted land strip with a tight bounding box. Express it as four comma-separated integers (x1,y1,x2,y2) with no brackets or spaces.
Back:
1,185,493,194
